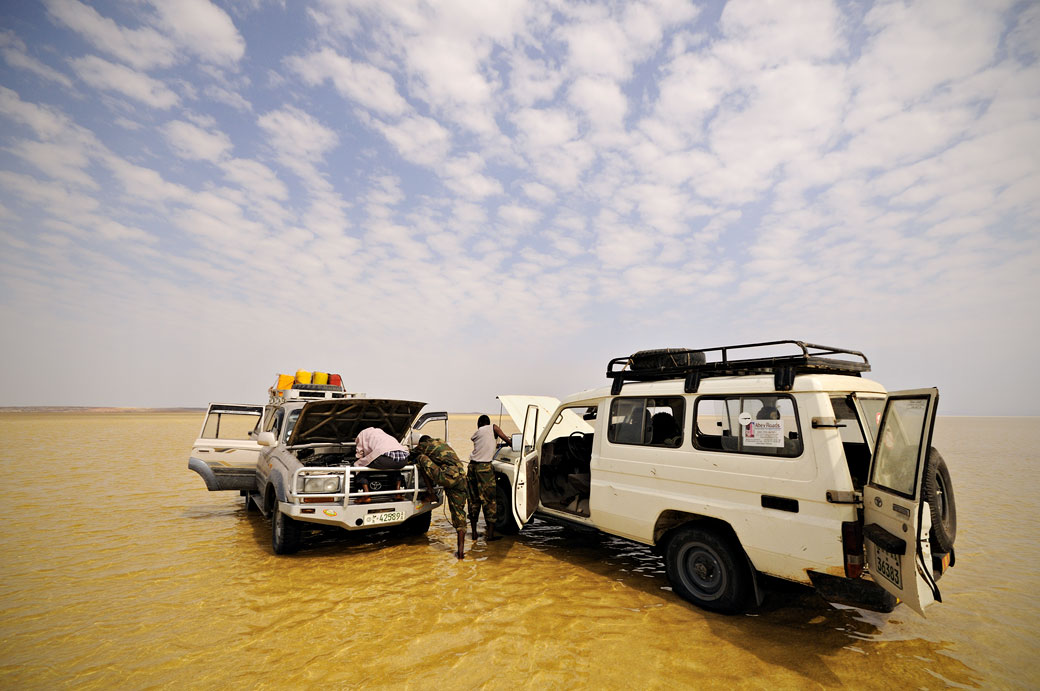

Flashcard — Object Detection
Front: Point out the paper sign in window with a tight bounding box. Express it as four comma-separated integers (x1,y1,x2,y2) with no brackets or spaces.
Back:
742,419,784,448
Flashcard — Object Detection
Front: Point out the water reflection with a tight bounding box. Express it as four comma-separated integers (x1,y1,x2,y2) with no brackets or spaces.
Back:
0,413,1034,689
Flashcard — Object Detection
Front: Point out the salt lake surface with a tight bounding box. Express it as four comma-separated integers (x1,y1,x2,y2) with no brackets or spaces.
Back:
0,412,1036,688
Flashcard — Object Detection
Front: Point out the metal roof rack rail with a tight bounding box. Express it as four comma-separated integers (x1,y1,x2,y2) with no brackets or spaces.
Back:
606,340,870,395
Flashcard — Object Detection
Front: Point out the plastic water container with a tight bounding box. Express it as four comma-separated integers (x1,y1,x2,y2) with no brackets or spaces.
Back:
313,371,329,385
329,373,342,387
295,370,312,385
275,374,294,390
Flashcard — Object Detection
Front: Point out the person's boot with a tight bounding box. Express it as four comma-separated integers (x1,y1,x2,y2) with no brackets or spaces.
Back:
456,529,466,559
470,518,479,539
486,523,497,542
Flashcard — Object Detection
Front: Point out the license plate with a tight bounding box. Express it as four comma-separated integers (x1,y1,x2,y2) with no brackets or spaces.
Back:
363,511,404,525
874,546,903,589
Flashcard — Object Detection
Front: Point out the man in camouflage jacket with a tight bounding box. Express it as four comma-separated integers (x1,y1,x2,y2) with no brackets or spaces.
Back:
410,436,469,559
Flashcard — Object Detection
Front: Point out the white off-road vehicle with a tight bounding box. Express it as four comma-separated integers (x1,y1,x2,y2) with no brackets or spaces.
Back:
491,341,957,615
189,377,447,554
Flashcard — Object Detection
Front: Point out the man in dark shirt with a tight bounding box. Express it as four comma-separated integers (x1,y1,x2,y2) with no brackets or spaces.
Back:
410,435,469,559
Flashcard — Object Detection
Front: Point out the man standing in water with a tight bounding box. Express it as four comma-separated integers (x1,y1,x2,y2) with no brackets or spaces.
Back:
409,436,469,559
469,415,510,541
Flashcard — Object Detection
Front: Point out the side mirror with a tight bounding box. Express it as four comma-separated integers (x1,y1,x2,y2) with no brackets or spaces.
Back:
511,433,523,453
257,431,277,447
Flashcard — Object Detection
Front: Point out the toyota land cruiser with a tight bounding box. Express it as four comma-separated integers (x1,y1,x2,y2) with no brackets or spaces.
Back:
490,341,957,615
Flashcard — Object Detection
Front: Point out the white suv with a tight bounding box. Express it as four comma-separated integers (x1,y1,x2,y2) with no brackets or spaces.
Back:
189,379,448,554
491,341,957,615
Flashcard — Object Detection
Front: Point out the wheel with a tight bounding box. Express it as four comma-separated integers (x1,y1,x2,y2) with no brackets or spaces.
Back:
272,508,301,554
397,510,432,536
924,447,957,553
494,475,521,535
665,525,751,614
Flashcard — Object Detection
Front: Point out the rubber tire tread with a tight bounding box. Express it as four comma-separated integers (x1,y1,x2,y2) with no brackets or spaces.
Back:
923,447,957,553
272,509,302,555
398,510,432,536
665,525,751,614
494,476,521,535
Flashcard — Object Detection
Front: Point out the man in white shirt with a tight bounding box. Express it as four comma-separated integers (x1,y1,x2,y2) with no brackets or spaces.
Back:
468,415,510,541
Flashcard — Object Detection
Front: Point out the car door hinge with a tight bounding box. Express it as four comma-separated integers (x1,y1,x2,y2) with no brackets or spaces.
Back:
826,490,861,504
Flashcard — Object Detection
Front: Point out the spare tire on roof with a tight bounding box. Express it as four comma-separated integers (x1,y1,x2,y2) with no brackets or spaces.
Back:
629,348,706,371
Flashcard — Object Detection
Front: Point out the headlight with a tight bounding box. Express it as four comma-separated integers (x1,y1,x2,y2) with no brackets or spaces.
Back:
298,475,342,493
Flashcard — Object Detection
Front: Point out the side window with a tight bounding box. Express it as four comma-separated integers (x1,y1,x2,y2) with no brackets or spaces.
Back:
522,405,539,455
609,398,645,444
608,397,684,448
871,397,928,497
284,409,301,441
202,411,261,440
858,397,885,445
693,395,803,457
266,408,284,435
830,396,866,444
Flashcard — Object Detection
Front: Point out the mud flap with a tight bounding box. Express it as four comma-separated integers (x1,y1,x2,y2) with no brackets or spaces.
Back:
807,570,898,613
747,556,765,608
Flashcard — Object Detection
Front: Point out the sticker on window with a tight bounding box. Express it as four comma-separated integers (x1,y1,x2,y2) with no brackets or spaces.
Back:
742,419,784,448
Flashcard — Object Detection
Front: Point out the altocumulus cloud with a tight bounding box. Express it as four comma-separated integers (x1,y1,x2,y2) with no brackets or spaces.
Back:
0,0,1037,415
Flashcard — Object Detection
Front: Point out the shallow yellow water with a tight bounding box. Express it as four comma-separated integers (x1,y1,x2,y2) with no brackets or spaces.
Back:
0,413,1037,689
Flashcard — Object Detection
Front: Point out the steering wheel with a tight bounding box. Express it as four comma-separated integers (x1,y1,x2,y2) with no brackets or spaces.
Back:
566,431,587,463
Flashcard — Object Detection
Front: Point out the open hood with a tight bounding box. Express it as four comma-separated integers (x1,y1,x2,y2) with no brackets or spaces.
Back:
287,398,426,446
496,395,563,440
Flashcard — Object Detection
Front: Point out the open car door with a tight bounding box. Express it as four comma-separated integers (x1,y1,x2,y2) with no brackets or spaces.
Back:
862,388,941,615
508,399,561,526
406,411,448,448
188,403,264,491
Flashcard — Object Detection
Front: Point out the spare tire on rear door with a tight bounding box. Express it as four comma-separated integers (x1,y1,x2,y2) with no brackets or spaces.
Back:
629,348,706,372
923,447,956,553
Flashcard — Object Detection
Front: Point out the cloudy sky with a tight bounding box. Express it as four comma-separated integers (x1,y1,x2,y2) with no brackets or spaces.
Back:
0,0,1037,415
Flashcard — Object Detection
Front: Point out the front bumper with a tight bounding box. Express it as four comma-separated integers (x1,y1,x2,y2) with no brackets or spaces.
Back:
279,492,442,530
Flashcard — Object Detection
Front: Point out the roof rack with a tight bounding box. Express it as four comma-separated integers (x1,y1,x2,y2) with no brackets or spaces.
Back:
606,340,870,395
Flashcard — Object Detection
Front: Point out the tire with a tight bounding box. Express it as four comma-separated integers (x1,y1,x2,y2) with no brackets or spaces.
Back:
923,447,957,553
397,510,432,536
272,508,301,555
665,525,751,614
494,476,521,535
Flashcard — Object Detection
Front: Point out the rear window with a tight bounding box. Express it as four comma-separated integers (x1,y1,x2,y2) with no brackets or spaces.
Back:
693,395,802,457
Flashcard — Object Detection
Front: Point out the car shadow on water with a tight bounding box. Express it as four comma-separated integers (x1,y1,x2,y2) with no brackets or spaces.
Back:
505,518,965,686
